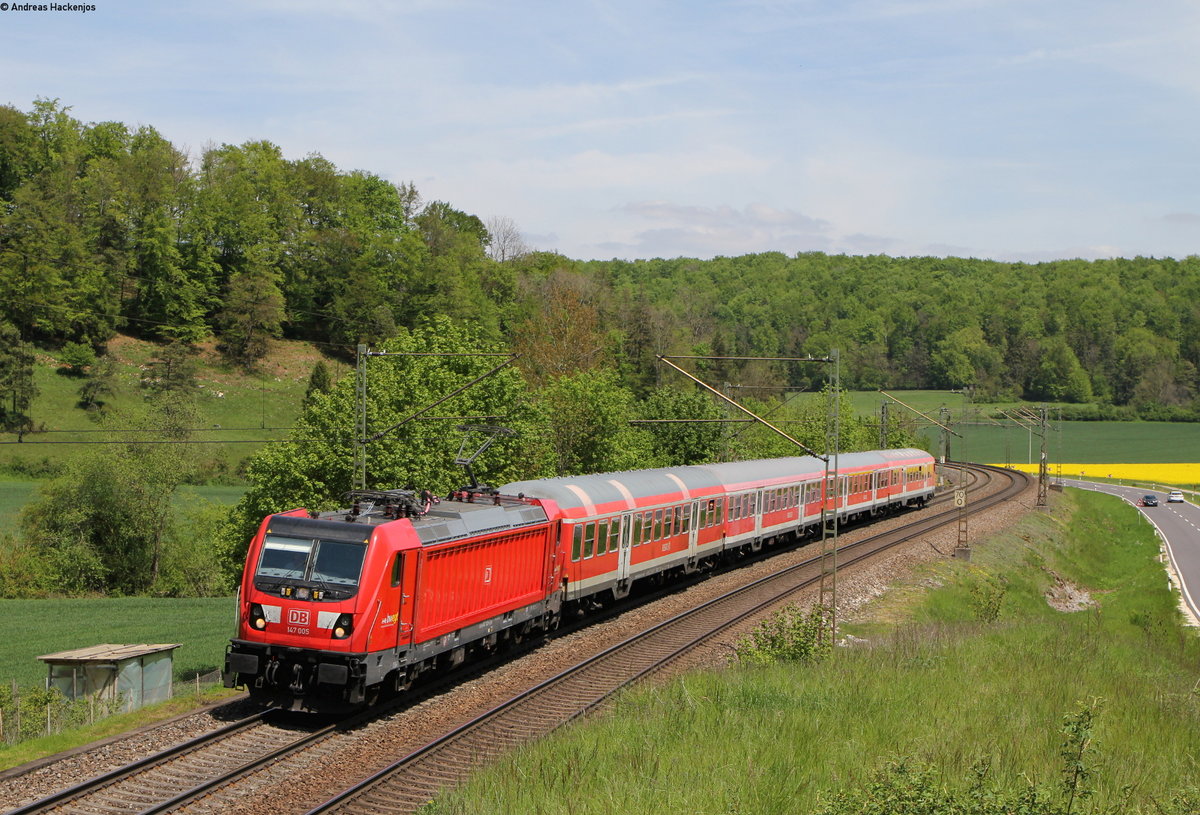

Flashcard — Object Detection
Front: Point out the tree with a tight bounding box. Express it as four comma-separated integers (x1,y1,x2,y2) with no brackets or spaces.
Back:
0,104,36,203
485,215,529,262
1027,337,1094,403
141,340,199,399
78,353,118,413
638,386,726,466
219,317,541,575
217,269,285,365
0,321,37,432
58,341,95,376
304,359,333,404
511,269,608,387
19,401,199,593
532,368,653,476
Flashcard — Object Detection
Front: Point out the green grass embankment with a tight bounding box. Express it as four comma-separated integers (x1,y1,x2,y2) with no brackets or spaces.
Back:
426,489,1200,814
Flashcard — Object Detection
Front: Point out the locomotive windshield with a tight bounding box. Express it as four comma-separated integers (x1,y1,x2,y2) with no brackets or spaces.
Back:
256,534,367,594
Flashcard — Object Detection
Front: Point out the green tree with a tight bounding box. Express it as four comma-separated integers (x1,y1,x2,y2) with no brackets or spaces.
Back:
638,386,726,466
217,268,285,365
1027,337,1094,403
58,341,95,376
195,141,292,363
0,321,37,431
78,352,118,413
304,359,333,405
533,368,653,476
0,103,36,203
19,401,199,593
219,318,539,575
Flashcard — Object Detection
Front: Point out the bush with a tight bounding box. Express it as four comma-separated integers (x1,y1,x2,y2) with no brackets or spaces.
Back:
733,603,830,666
58,342,96,377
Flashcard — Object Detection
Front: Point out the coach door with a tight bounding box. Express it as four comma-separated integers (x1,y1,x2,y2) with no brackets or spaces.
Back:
688,501,700,559
617,514,633,586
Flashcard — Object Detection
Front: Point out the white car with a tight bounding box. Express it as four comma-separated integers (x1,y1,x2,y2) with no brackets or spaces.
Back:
1167,490,1185,503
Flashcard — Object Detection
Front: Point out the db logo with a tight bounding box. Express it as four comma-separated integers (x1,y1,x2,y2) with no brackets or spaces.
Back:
288,609,310,625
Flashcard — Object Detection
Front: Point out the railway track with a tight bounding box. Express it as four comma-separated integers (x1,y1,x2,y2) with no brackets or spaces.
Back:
5,711,342,815
8,463,1026,815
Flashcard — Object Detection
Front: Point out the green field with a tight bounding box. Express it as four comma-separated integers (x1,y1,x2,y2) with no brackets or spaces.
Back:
0,597,237,689
920,419,1200,465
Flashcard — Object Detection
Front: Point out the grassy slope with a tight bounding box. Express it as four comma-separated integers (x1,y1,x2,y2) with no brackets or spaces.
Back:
424,489,1200,814
0,335,347,477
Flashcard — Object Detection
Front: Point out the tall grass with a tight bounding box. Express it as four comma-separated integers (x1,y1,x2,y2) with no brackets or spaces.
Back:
425,489,1200,814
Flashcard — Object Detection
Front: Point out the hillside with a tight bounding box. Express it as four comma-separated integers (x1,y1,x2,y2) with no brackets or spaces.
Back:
1,334,338,481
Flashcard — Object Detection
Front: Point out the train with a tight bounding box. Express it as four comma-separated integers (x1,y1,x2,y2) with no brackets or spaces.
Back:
222,448,936,710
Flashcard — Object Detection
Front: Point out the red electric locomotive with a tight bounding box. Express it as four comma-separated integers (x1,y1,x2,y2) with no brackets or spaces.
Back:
223,448,934,710
223,489,566,710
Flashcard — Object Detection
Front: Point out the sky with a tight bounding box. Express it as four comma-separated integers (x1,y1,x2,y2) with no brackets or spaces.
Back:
2,0,1199,262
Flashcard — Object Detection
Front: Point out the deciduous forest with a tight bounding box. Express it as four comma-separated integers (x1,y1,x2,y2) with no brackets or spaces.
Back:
1,98,1197,597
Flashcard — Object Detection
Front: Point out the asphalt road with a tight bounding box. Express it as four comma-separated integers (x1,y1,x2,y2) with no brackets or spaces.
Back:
1062,480,1200,625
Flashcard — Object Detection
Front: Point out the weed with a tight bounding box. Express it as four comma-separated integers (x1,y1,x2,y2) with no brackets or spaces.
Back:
733,604,830,666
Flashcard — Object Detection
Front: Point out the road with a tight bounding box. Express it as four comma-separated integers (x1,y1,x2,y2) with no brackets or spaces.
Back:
1062,480,1200,625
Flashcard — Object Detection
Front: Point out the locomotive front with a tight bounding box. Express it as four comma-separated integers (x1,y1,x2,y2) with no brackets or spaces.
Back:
223,511,395,710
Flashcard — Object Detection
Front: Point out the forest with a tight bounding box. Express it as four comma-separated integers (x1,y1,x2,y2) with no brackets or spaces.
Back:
1,98,1198,598
1,99,1199,424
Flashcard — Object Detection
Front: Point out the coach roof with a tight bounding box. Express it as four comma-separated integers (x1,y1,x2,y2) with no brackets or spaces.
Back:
501,449,931,516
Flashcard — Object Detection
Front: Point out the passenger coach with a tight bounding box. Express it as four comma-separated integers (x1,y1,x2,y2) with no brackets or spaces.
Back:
500,447,935,610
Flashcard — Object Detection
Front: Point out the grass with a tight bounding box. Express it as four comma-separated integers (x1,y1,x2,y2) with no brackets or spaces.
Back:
0,479,39,528
0,597,237,690
423,489,1200,814
1,335,342,478
0,686,240,771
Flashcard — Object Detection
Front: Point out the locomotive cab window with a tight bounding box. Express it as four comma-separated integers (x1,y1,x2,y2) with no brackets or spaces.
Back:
256,534,368,597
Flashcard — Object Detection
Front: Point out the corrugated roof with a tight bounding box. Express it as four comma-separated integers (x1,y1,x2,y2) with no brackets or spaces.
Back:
38,644,181,663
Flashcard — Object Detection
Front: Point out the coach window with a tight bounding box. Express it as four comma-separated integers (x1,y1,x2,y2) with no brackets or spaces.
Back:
584,523,596,559
572,526,582,561
653,509,663,540
674,505,684,535
597,520,609,554
609,521,621,551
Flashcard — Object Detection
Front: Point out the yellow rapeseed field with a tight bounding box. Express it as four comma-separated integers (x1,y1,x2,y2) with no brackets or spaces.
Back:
994,462,1200,486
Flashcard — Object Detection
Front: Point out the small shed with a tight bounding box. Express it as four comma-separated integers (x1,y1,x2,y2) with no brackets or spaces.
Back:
38,644,181,712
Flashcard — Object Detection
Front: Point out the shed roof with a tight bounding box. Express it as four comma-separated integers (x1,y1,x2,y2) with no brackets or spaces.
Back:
38,644,181,664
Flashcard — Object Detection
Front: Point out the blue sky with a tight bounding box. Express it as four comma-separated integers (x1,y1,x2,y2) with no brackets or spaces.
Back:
3,0,1199,262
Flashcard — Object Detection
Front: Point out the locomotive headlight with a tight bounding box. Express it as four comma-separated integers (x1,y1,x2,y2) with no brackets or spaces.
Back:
250,603,268,630
332,613,353,639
